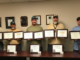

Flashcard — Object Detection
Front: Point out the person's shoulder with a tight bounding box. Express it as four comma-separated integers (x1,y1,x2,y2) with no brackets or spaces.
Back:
71,26,78,31
59,23,64,25
27,25,32,29
16,29,21,31
47,23,53,26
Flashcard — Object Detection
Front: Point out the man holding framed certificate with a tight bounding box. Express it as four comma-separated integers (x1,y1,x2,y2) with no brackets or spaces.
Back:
26,16,44,60
7,21,26,60
46,15,65,51
71,17,80,52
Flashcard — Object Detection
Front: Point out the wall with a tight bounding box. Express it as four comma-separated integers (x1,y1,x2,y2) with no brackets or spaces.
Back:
0,0,79,51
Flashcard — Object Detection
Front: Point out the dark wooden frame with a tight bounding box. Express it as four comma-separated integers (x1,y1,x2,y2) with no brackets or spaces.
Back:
44,29,55,38
52,44,63,54
33,15,41,25
6,44,17,54
20,16,28,27
30,44,40,53
56,29,68,38
69,31,80,40
5,17,15,29
0,17,1,27
0,32,3,40
23,32,33,40
3,32,13,40
13,31,23,40
33,31,44,39
46,14,54,25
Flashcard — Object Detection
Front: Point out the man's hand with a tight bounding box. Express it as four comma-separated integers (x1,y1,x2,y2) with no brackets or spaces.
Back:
60,37,64,39
7,39,11,40
37,39,41,40
28,39,31,41
74,39,77,41
17,38,21,40
47,37,51,39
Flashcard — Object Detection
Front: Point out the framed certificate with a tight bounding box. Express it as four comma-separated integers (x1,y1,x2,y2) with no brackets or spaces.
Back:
69,31,80,40
14,31,23,39
57,29,68,38
33,31,44,39
30,44,40,53
0,32,3,40
6,44,17,53
44,29,55,38
3,32,13,40
52,44,63,53
23,32,33,39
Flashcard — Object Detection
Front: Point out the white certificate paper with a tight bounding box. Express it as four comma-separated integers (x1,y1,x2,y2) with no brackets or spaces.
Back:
52,45,62,52
7,45,16,52
0,33,2,39
30,45,39,52
47,16,53,24
34,32,43,39
24,32,33,39
70,32,80,39
44,30,54,37
57,30,67,37
4,33,13,39
14,32,23,39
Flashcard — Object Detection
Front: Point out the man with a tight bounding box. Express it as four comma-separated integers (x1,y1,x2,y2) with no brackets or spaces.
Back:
0,27,4,50
71,17,80,52
7,21,26,60
46,15,65,51
26,16,44,60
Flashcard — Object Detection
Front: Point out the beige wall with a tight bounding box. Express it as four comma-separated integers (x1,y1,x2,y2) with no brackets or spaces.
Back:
0,0,80,51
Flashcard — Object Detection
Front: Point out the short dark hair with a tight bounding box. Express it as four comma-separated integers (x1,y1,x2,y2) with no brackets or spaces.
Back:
53,16,58,19
77,17,80,21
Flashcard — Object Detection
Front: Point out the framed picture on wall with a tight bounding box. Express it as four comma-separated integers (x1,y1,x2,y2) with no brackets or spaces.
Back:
0,17,1,27
46,14,54,25
20,16,28,27
5,17,15,29
33,15,41,25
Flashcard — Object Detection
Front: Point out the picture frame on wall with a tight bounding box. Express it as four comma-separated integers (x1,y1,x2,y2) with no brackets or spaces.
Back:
0,17,1,27
20,16,28,27
33,15,41,25
46,14,54,25
5,17,15,29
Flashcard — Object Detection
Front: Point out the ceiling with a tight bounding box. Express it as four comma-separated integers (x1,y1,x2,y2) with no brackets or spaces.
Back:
0,0,52,3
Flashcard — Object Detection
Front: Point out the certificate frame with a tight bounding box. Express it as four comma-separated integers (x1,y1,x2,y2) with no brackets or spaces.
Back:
23,32,33,40
44,29,55,38
33,15,41,25
6,44,17,54
56,29,68,38
5,17,15,29
3,32,13,40
13,31,23,40
30,44,40,53
0,32,3,40
33,31,44,39
52,44,64,54
69,31,80,40
46,14,54,25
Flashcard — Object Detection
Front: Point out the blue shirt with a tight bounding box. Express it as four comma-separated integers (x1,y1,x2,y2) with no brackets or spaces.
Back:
71,26,80,50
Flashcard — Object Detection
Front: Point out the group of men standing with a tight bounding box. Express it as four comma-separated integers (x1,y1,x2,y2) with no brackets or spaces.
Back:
0,15,80,60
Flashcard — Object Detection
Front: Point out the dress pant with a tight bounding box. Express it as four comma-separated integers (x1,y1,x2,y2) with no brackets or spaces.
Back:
0,42,3,50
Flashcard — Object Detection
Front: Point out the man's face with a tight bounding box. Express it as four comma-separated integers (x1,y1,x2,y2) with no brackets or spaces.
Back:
31,19,37,25
53,18,58,22
11,24,16,29
53,18,58,24
77,20,80,25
